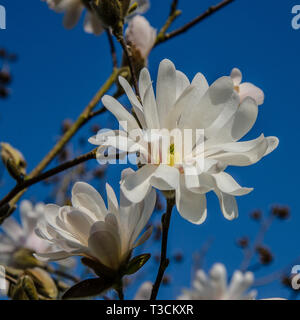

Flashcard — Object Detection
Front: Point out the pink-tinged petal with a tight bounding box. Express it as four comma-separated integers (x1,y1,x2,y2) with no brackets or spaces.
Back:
239,82,264,106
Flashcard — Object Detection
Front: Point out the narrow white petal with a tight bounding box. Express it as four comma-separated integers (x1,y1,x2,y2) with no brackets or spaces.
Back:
156,59,177,125
102,95,140,132
212,172,253,196
176,175,207,224
216,191,238,220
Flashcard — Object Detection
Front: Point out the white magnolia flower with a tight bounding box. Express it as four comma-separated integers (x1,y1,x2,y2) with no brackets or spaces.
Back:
125,15,156,62
89,59,279,224
35,171,156,271
43,0,149,35
230,68,264,106
0,201,51,265
134,281,152,300
178,263,256,300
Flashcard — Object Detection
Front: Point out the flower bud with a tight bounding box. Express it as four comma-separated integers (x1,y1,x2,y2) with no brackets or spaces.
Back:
91,0,123,37
10,275,39,300
25,268,58,299
0,142,27,182
13,248,46,269
125,15,156,62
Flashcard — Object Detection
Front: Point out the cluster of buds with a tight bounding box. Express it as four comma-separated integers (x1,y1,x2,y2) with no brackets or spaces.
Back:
91,0,147,38
5,266,58,300
0,48,17,99
271,205,290,220
256,246,274,265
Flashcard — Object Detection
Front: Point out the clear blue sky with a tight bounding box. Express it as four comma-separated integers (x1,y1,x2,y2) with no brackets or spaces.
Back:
1,0,300,299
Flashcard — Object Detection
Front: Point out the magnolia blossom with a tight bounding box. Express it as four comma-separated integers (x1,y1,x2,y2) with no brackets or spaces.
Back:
89,59,279,224
134,281,152,300
178,263,256,300
43,0,149,35
35,171,156,271
0,201,51,265
230,68,264,106
125,15,156,63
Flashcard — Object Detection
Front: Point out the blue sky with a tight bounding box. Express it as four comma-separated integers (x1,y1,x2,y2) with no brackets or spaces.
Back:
0,0,300,299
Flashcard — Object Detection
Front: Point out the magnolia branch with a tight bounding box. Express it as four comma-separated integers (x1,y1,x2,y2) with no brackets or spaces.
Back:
0,68,125,222
155,0,235,45
150,197,175,300
0,149,97,221
106,29,118,69
119,37,140,99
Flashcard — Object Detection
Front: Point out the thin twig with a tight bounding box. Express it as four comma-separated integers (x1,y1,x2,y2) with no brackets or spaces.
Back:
240,214,275,272
155,0,181,45
150,197,175,300
106,29,118,69
0,68,124,221
155,0,234,45
119,37,140,99
0,149,97,215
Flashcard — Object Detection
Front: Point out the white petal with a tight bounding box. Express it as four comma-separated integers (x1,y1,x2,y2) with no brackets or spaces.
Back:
130,188,156,245
102,95,141,132
106,183,119,217
216,191,238,220
156,59,177,126
264,136,279,156
134,226,153,247
176,70,190,99
72,182,107,220
88,230,121,270
191,72,209,97
149,164,180,190
176,175,207,224
209,134,269,166
2,218,23,242
64,209,93,244
227,271,254,299
230,68,242,86
143,82,160,129
212,172,253,196
35,250,72,262
134,281,153,300
120,165,156,203
179,76,238,131
239,82,264,106
118,76,147,128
